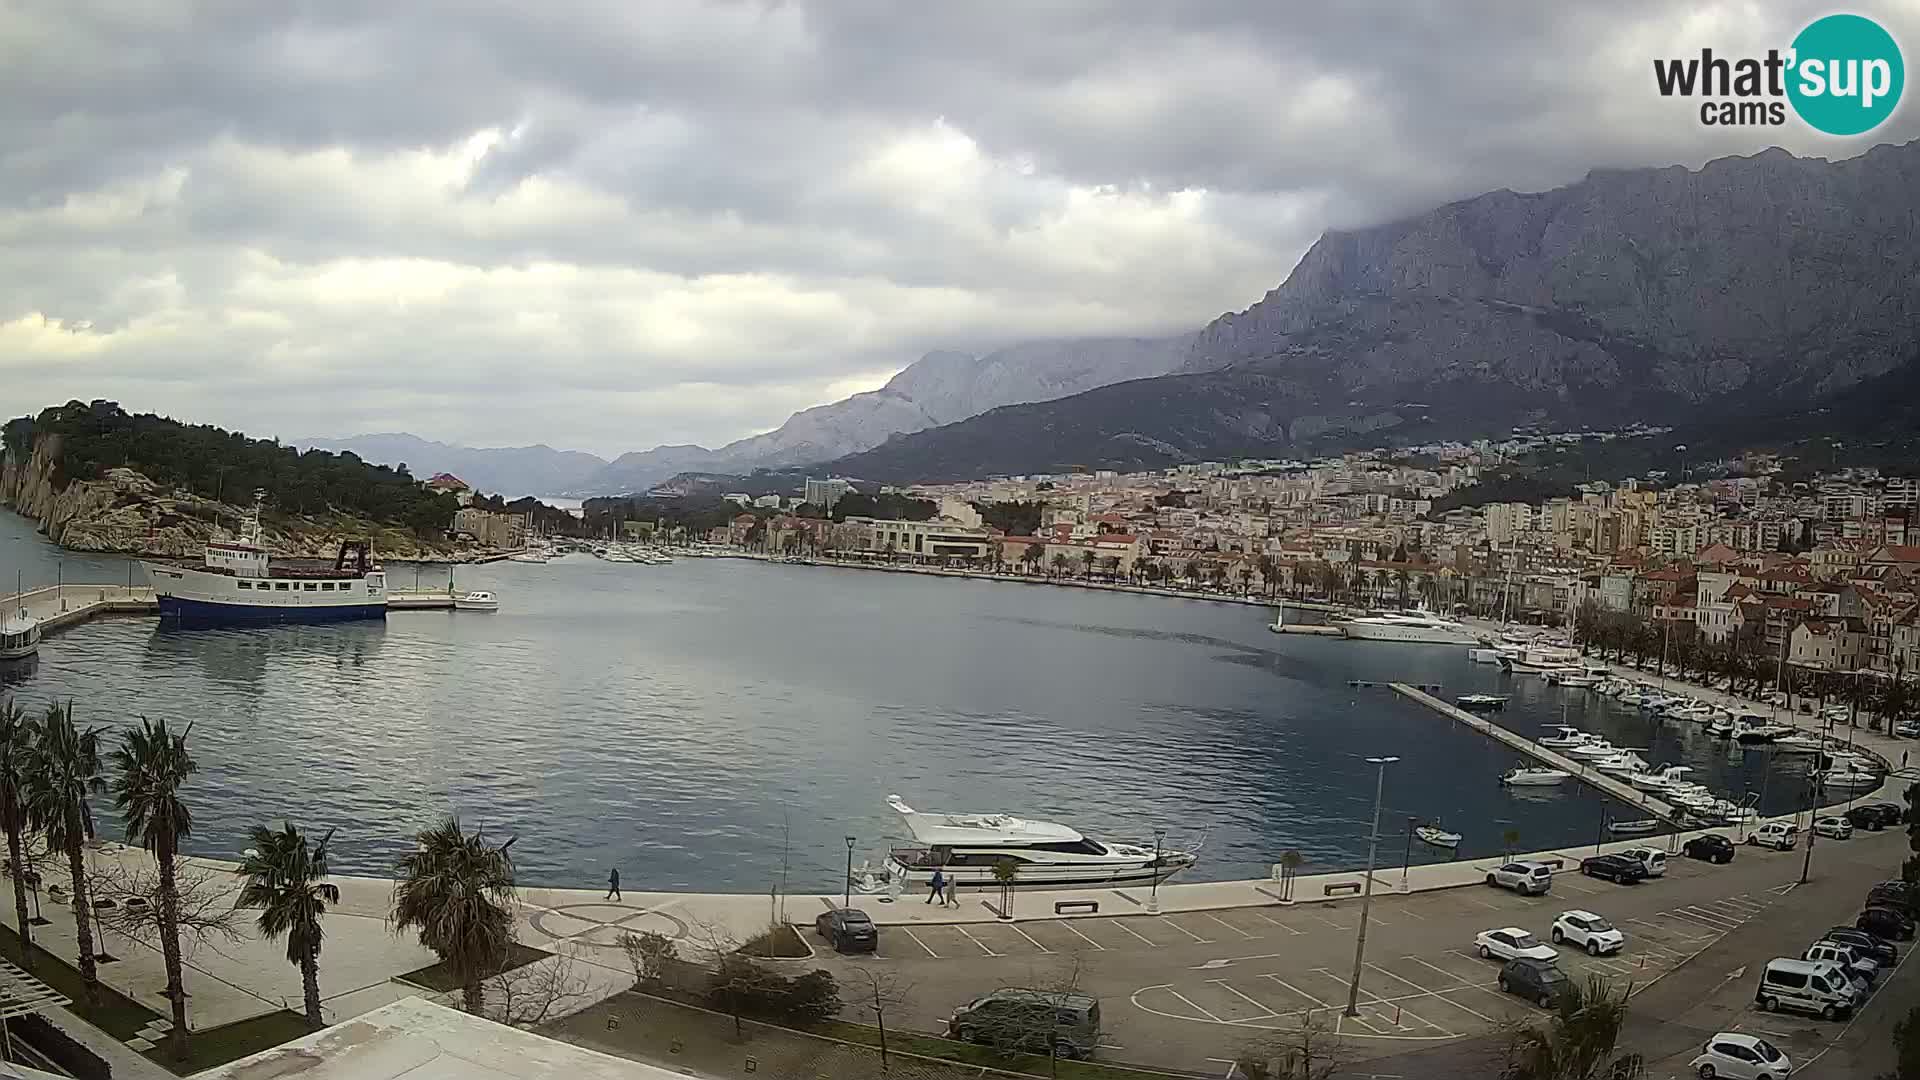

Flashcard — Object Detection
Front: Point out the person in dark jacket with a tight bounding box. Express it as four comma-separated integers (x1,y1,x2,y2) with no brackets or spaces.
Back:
607,868,622,901
927,868,945,903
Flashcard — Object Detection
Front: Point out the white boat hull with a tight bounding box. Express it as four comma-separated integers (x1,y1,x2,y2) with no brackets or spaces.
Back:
1340,622,1483,645
145,564,387,624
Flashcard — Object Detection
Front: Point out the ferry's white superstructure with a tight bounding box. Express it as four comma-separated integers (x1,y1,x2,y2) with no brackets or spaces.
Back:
144,499,386,625
871,795,1196,891
0,606,38,660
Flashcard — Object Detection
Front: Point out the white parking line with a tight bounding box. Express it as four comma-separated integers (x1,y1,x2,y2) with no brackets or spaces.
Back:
1253,911,1305,935
1111,919,1161,947
1670,907,1740,931
1057,920,1108,951
1164,987,1224,1023
1630,916,1710,941
1007,924,1053,954
1466,895,1505,910
954,925,1002,957
1161,918,1215,944
1208,979,1281,1020
1314,968,1420,1032
1260,973,1333,1010
900,928,940,958
1366,962,1497,1024
1394,906,1429,921
1201,912,1258,940
1312,912,1354,930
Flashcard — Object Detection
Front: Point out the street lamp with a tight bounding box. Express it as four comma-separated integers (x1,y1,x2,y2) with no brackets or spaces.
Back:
843,836,856,910
1400,816,1417,889
1148,828,1167,914
1346,755,1399,1018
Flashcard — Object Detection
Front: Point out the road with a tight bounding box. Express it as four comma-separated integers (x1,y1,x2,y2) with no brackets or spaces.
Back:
804,825,1910,1076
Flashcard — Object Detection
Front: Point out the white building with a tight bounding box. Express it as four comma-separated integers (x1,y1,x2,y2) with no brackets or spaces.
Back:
804,477,851,510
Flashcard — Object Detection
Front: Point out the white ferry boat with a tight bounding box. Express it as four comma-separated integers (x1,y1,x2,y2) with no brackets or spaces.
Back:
1336,611,1486,645
867,795,1197,891
0,606,39,661
144,500,386,625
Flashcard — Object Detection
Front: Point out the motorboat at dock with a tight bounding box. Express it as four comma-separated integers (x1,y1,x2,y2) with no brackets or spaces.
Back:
1456,693,1510,711
863,795,1198,892
1500,766,1570,787
1415,823,1462,848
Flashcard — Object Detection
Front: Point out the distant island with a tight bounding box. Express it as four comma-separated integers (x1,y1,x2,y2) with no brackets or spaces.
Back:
1,400,467,558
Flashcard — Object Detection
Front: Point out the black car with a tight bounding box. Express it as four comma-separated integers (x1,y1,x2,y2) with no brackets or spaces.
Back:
814,907,878,953
1682,833,1736,864
1859,905,1916,942
1581,854,1648,884
1868,882,1917,911
1498,958,1569,1008
1846,803,1903,831
1822,926,1898,967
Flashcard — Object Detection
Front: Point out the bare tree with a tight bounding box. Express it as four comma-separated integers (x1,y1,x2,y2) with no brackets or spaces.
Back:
847,968,913,1069
688,921,753,1038
484,949,594,1028
92,857,242,960
617,929,676,986
1233,1011,1346,1080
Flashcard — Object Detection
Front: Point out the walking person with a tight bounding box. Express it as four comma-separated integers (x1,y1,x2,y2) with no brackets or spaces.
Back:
606,868,622,902
927,868,945,904
944,876,958,908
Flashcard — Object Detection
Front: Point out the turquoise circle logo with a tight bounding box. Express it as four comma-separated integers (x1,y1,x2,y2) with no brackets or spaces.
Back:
1788,14,1904,135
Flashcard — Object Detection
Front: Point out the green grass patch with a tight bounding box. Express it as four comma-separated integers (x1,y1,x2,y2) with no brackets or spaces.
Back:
739,924,811,959
0,917,162,1040
397,942,550,992
143,1009,313,1073
815,1020,1182,1080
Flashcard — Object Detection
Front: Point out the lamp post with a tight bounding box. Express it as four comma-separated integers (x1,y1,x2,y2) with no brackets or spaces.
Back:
843,836,856,910
1148,828,1167,914
1400,816,1417,890
1345,755,1399,1018
1799,776,1818,886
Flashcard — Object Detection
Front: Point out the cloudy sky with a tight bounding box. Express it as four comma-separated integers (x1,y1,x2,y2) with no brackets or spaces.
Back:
4,1,1916,458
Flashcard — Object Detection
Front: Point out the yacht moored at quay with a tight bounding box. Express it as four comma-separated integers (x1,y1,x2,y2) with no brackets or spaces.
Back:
143,500,387,625
1334,610,1488,645
861,795,1198,892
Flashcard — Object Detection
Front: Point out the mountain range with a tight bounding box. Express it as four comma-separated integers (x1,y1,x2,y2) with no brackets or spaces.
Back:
301,335,1187,495
819,141,1920,482
311,140,1920,494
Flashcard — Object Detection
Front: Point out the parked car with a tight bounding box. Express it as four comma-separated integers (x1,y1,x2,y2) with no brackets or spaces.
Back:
1690,1033,1792,1080
1498,957,1570,1008
1475,927,1558,962
1895,720,1920,737
1867,881,1916,909
1747,822,1798,851
1813,816,1854,840
1580,853,1648,884
1754,958,1859,1020
1485,860,1555,896
1620,847,1667,878
814,907,878,953
1551,910,1625,956
1821,926,1896,967
1683,833,1737,864
948,989,1101,1059
1846,802,1903,830
1802,940,1879,986
1859,905,1916,942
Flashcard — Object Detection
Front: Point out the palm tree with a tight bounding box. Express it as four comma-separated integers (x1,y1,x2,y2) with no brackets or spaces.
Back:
1503,975,1644,1080
990,857,1019,920
24,701,105,1006
1079,549,1095,580
391,816,518,1015
0,699,35,969
111,717,198,1061
238,823,340,1030
1050,552,1070,579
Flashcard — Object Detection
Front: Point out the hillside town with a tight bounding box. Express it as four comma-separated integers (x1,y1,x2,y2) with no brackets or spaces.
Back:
641,433,1920,682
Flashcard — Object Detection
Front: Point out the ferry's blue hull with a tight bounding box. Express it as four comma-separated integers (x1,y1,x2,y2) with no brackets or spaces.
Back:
157,596,387,625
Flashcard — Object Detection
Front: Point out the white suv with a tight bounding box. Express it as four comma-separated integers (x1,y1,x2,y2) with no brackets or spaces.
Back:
1485,860,1554,896
1551,910,1625,956
1748,822,1798,850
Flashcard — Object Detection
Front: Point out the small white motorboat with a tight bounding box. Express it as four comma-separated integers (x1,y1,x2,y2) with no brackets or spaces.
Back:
453,591,500,612
0,606,39,661
1554,673,1599,689
1500,766,1570,787
1771,734,1824,753
1456,694,1510,711
1819,766,1881,790
1607,819,1660,836
1539,726,1595,749
1467,647,1502,664
1593,751,1650,777
1564,739,1620,759
1415,824,1462,849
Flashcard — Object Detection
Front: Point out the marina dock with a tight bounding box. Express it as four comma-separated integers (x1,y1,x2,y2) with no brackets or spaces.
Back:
6,583,466,633
1390,681,1684,825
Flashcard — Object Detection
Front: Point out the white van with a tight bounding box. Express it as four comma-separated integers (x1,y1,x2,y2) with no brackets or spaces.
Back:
1755,958,1858,1020
1747,822,1798,851
1621,847,1667,878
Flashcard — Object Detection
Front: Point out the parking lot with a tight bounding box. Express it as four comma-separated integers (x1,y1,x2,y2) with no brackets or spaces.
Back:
803,833,1882,1072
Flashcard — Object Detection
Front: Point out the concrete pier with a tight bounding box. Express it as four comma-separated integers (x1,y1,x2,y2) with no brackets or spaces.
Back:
1391,681,1684,824
6,584,158,633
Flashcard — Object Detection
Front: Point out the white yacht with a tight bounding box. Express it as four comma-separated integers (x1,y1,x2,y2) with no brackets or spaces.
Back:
1502,644,1582,674
0,606,39,661
1500,766,1570,787
1336,611,1486,645
868,795,1196,891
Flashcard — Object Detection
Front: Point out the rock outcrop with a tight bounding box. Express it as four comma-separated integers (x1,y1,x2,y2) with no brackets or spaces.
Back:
2,437,458,559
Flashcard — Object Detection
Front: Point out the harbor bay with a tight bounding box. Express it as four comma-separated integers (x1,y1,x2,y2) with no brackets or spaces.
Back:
3,509,1819,894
